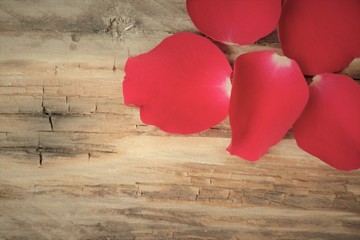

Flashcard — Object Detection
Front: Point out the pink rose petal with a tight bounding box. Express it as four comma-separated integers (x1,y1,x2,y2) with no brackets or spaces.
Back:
123,32,232,134
186,0,282,46
278,0,360,75
227,51,309,161
293,73,360,170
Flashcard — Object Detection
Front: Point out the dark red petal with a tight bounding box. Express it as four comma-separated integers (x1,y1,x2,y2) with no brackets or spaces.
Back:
293,73,360,170
227,51,308,161
123,32,232,134
186,0,281,46
278,0,360,75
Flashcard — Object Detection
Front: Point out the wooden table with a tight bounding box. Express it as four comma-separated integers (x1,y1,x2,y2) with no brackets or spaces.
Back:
1,1,359,239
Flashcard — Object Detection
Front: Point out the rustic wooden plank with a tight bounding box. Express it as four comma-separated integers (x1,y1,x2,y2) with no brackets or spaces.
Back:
1,0,360,239
1,136,360,239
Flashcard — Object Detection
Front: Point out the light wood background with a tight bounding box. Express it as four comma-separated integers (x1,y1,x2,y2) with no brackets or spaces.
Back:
1,1,359,239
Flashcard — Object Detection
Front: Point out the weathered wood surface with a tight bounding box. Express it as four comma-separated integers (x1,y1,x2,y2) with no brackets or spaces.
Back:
0,1,359,239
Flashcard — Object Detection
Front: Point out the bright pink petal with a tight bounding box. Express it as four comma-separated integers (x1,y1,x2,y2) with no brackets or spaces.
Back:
278,0,360,75
123,32,232,134
227,51,309,161
293,73,360,170
186,0,281,46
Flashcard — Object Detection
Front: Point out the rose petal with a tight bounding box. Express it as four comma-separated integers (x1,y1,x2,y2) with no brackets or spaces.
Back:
278,0,360,75
123,32,232,134
227,51,309,161
293,73,360,170
186,0,282,46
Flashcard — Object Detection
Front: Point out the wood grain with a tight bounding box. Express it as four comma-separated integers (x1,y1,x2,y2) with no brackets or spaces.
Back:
1,1,360,239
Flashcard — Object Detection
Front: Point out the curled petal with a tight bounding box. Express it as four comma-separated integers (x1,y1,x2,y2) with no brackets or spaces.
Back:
227,51,309,161
293,73,360,170
123,32,232,134
278,0,360,75
186,0,281,46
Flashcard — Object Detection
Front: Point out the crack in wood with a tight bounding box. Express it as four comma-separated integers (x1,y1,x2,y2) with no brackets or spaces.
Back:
39,152,43,166
42,100,54,131
36,146,43,166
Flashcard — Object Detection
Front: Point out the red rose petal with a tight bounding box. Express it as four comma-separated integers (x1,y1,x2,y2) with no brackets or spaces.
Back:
123,32,232,134
227,51,309,161
278,0,360,75
186,0,281,46
293,73,360,170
